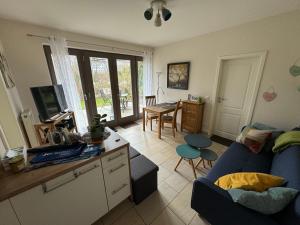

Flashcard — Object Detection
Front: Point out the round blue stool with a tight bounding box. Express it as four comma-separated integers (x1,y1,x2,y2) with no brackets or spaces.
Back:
184,134,212,148
195,148,218,168
175,144,201,179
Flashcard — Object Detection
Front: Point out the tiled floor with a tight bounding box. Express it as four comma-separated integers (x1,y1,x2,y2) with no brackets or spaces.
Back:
95,121,227,225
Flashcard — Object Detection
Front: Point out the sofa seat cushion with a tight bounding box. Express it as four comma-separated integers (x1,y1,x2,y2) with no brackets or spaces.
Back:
207,142,273,182
270,145,300,225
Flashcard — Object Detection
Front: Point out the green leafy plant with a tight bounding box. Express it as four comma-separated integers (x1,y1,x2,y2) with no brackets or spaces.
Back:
89,114,107,141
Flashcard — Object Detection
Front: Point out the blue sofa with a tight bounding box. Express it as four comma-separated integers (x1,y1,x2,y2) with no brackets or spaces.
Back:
191,135,300,225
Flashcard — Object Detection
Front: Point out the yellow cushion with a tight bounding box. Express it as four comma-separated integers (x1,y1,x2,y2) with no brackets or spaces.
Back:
214,172,285,192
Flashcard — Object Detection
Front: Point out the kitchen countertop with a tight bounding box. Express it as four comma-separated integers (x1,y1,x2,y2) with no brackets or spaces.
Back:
0,128,129,202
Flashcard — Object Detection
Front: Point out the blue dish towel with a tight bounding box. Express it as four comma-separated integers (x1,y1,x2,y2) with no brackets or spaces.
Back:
28,144,104,170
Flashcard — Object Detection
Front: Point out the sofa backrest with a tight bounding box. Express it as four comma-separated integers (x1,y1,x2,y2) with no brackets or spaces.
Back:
270,145,300,225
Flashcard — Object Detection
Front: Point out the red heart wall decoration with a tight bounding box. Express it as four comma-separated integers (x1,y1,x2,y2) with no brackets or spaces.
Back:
263,87,277,102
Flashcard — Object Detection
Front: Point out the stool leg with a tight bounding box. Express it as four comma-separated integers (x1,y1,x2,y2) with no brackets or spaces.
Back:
150,119,153,131
190,160,197,179
174,157,183,171
195,158,203,168
209,161,213,168
203,160,206,169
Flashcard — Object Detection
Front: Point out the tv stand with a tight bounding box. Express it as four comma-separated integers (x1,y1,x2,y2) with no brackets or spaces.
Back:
34,111,78,145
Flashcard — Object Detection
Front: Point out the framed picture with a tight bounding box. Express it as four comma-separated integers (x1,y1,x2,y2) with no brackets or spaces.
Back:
167,62,190,90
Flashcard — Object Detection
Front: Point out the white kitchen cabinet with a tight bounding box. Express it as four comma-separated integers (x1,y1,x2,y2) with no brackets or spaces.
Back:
10,160,108,225
0,200,20,225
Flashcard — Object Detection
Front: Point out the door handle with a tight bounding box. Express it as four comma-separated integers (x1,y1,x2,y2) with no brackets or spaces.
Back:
42,172,77,194
217,97,226,103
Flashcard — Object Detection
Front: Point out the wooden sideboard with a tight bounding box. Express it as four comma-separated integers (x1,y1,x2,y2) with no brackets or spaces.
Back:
181,100,205,133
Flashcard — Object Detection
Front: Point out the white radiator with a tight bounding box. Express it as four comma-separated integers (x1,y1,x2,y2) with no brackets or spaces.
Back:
21,109,39,147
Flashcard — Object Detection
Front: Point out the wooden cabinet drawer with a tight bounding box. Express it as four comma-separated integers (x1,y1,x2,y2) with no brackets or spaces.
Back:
101,147,128,169
106,177,131,210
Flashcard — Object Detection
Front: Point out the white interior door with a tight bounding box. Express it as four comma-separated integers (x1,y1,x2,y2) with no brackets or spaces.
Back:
214,57,259,140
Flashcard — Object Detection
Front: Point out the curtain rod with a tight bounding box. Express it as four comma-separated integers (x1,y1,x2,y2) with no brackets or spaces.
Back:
26,33,145,54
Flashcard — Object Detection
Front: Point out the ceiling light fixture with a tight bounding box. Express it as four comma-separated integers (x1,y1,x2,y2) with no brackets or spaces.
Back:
144,0,172,27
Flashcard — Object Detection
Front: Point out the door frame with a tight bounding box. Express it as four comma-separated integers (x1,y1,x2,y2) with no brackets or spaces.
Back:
208,51,268,136
43,45,143,127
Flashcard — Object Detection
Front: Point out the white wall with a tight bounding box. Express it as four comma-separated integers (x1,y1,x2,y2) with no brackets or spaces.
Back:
0,18,148,122
153,10,300,132
0,69,24,150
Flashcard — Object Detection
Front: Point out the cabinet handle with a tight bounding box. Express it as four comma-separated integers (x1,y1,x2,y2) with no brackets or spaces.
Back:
112,183,128,195
107,152,124,162
75,164,100,177
109,163,125,174
42,172,77,194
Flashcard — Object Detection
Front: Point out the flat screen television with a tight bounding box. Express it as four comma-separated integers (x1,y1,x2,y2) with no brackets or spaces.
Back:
31,85,68,122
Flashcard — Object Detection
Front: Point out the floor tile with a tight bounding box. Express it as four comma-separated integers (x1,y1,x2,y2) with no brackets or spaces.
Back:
110,208,145,225
169,183,196,224
116,123,225,225
151,207,185,225
165,172,189,193
189,214,210,225
158,166,173,183
101,199,134,225
135,181,178,225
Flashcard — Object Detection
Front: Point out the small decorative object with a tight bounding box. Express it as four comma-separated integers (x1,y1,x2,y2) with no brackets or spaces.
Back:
89,114,107,143
9,154,25,173
289,58,300,77
144,0,172,27
188,94,204,103
263,86,277,102
167,62,190,90
67,132,83,144
0,43,15,88
47,129,65,145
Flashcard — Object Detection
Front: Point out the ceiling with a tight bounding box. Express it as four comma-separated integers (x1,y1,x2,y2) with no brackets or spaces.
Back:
0,0,299,47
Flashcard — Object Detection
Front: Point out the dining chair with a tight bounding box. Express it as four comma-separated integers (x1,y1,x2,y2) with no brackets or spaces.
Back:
161,101,181,137
145,95,158,131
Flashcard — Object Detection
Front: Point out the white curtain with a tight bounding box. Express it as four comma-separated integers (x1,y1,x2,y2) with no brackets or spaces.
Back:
143,49,153,104
49,36,88,133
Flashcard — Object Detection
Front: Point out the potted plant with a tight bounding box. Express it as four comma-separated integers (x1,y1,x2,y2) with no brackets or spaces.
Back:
89,114,107,143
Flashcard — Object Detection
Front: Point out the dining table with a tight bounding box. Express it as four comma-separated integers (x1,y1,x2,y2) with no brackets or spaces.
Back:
142,102,181,139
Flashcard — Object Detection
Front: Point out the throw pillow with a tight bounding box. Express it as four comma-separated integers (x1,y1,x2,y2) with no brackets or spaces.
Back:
214,172,285,192
236,126,272,153
272,131,300,153
228,187,299,215
251,122,276,131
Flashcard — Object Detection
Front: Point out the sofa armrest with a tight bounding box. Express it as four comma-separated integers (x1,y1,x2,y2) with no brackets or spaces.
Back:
191,178,279,225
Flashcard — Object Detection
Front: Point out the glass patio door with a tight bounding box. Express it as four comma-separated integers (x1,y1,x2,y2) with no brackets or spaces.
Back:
88,55,115,122
83,52,140,126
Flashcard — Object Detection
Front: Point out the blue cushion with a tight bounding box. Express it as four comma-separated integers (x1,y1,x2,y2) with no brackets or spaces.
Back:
251,122,276,130
206,142,273,182
228,187,299,215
